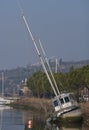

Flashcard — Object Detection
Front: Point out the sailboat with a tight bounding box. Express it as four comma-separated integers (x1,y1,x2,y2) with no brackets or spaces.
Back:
0,72,14,105
22,14,82,122
39,39,82,122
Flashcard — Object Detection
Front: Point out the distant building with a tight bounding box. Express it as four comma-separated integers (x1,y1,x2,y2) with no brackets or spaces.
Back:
20,85,33,97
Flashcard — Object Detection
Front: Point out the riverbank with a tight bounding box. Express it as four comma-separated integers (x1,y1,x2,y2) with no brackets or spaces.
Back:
10,97,89,125
80,102,89,126
10,97,53,113
10,97,89,113
80,102,89,113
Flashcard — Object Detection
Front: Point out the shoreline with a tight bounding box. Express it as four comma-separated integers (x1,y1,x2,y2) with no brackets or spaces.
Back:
10,97,89,126
10,97,53,113
10,97,89,113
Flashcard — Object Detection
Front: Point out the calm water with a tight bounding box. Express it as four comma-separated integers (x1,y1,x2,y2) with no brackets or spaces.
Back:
0,105,88,130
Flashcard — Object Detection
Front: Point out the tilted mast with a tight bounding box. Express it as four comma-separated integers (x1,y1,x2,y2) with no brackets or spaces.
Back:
39,39,60,95
22,15,59,97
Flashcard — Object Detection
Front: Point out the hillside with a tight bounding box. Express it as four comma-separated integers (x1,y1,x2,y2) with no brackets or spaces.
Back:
0,59,89,96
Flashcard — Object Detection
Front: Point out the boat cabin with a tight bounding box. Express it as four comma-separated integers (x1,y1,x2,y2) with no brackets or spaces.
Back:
52,93,79,117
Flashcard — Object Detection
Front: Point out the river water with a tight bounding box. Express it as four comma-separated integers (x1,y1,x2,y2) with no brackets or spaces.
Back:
0,105,89,130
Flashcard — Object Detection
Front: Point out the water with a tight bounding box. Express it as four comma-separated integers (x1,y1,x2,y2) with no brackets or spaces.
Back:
0,106,24,130
0,105,88,130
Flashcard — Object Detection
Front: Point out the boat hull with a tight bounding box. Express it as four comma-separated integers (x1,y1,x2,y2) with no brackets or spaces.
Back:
0,97,14,105
58,108,83,123
61,108,82,118
48,108,83,124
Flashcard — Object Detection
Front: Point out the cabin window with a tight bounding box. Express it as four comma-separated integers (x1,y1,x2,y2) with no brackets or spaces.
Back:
53,100,58,106
60,98,64,104
64,96,70,103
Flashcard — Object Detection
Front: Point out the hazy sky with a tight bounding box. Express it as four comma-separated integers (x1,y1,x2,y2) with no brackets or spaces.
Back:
0,0,89,69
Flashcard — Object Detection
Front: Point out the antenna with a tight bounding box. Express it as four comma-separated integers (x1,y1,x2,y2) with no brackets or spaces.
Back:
55,58,58,73
22,15,58,97
39,39,60,95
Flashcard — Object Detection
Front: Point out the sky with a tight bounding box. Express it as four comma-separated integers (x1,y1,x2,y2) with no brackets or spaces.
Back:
0,0,89,70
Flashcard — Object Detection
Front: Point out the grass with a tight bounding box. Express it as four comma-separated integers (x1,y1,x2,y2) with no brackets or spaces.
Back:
10,97,53,113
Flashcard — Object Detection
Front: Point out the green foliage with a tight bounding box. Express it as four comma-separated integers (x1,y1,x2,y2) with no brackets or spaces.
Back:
27,71,52,96
27,65,89,95
68,65,89,90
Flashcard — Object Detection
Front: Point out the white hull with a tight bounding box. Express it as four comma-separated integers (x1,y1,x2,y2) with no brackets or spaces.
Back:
61,108,82,118
47,108,83,125
0,97,14,105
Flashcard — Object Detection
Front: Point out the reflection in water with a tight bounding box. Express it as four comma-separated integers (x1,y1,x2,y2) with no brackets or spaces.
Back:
24,112,89,130
0,106,24,130
24,115,89,130
45,121,82,130
0,106,89,130
24,111,46,130
45,119,89,130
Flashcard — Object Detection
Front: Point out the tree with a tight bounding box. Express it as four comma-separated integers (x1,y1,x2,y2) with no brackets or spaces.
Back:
27,71,52,97
27,65,89,98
